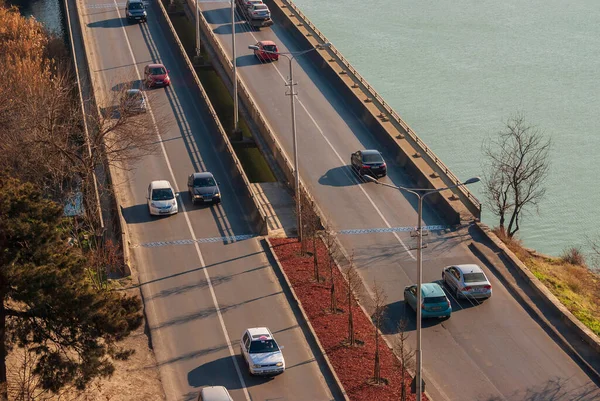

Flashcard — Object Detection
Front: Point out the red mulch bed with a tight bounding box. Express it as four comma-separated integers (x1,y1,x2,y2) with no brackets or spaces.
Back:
269,238,426,401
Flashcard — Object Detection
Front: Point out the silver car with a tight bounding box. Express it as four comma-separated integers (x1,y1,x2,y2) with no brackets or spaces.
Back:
442,264,492,300
122,89,147,114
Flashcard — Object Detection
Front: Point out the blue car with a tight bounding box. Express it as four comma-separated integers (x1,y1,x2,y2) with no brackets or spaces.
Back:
404,283,452,319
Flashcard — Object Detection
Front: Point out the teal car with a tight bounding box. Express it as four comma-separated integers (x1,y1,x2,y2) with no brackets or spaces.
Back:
404,283,452,319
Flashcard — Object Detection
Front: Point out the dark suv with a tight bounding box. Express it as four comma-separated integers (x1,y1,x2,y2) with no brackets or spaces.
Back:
351,149,387,178
125,0,147,23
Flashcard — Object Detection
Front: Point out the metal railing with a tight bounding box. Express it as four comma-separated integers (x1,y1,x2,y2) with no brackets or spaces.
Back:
280,0,482,216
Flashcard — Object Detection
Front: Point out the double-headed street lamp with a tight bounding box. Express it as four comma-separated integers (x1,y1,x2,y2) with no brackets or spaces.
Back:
365,174,480,400
248,42,331,241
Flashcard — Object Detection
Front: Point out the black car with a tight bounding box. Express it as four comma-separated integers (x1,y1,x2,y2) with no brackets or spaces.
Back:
187,172,221,204
125,0,147,23
350,149,387,178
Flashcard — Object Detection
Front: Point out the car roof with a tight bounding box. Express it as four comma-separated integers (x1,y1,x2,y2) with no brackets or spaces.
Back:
191,172,215,179
259,40,276,46
247,327,272,339
200,386,232,401
150,180,172,189
147,63,166,68
421,283,445,297
454,264,484,274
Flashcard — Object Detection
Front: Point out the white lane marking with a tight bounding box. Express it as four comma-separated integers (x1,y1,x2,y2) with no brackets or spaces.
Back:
234,22,416,260
133,234,256,248
111,2,251,399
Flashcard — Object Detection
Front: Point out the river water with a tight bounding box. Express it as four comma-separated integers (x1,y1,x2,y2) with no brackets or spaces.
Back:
7,0,65,38
294,0,600,257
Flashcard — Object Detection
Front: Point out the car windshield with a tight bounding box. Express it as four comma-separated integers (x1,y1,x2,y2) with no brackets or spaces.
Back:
193,177,216,187
128,3,144,9
463,272,487,283
126,91,142,100
149,67,166,75
151,188,174,201
249,339,279,353
424,296,447,304
363,153,383,163
263,45,277,52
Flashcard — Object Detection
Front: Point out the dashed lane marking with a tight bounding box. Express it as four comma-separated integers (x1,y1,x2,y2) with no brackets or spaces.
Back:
131,226,449,248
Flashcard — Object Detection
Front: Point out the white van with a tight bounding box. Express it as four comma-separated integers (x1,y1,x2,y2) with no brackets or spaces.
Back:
198,386,233,401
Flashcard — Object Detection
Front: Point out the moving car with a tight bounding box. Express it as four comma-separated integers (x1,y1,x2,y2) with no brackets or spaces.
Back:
147,180,178,216
252,40,279,62
404,283,452,319
144,63,170,88
240,327,285,376
121,89,147,114
442,264,492,300
187,172,221,205
198,386,233,401
351,149,387,178
125,0,147,23
248,3,271,22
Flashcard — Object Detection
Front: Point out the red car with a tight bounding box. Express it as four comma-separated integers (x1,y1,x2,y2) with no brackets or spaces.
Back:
253,41,279,62
144,63,170,88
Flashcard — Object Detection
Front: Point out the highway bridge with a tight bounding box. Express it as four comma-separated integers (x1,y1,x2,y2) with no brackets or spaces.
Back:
69,0,600,400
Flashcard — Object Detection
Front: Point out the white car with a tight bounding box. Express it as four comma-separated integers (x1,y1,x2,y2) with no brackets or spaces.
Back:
198,386,233,401
147,180,178,216
240,327,285,376
442,264,492,300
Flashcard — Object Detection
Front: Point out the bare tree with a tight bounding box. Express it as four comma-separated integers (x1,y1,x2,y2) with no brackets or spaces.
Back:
343,252,362,346
301,197,322,282
483,113,551,237
371,281,388,385
393,319,415,401
322,226,339,313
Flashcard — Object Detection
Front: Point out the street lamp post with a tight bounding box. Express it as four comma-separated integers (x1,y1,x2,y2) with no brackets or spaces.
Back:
248,42,331,241
231,0,241,139
195,0,201,59
364,175,480,400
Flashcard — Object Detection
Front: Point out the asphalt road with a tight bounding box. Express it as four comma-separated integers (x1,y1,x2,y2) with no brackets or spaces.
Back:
196,2,600,400
77,1,337,400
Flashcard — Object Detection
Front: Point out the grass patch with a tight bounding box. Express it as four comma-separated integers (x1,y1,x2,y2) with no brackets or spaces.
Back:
494,228,600,336
167,12,276,183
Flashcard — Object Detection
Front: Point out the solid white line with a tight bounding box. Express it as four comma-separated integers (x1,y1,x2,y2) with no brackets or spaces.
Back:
111,2,251,399
238,25,416,261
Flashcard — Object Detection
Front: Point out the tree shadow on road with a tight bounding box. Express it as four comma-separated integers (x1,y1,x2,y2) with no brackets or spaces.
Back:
479,376,600,401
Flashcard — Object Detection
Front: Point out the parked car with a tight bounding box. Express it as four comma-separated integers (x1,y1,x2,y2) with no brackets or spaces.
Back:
121,89,147,114
240,327,285,376
144,63,170,88
404,283,452,319
198,386,233,401
147,180,178,216
187,172,221,205
351,149,387,178
253,40,279,62
125,0,147,23
442,264,492,300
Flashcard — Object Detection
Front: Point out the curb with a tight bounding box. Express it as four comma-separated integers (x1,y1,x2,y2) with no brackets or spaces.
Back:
472,223,600,382
264,238,350,401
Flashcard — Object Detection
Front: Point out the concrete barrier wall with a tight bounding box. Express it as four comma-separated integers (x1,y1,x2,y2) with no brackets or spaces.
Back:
265,0,482,224
185,0,330,227
154,1,268,236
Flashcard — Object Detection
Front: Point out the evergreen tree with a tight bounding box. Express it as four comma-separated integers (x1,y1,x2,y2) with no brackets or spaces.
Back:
0,175,142,399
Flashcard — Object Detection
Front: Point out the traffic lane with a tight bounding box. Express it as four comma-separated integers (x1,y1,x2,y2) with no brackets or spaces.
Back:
347,232,597,400
200,240,335,401
84,4,336,400
131,243,244,400
202,3,600,396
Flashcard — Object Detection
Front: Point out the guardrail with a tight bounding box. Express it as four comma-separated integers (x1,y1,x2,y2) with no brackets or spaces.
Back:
280,0,482,218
